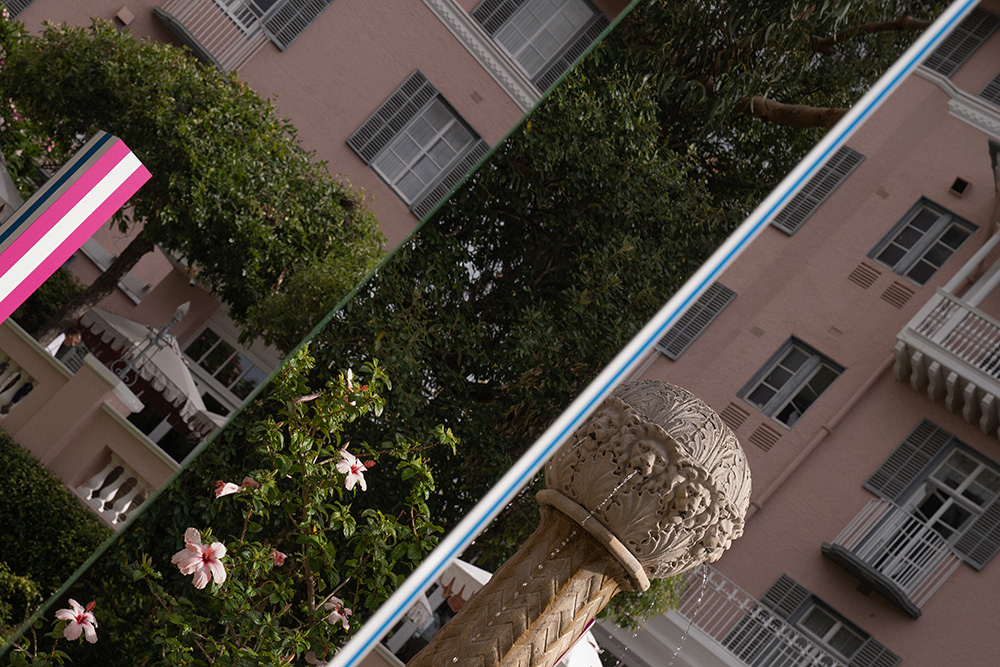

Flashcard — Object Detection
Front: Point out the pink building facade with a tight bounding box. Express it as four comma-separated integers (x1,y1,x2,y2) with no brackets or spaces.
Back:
596,3,1000,665
0,0,626,516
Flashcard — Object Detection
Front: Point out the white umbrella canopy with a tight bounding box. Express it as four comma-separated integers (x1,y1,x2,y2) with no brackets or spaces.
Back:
80,307,218,437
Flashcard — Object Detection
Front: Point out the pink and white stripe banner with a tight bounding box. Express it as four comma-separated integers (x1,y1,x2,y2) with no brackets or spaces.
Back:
0,131,150,323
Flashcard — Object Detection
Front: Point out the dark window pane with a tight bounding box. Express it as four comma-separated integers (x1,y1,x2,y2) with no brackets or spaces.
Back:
185,329,221,363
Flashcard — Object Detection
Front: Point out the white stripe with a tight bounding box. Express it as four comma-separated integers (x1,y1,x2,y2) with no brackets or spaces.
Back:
0,152,142,303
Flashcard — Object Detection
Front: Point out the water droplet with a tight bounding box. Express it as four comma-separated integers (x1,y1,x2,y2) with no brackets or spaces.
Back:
452,658,458,663
537,564,543,570
521,582,528,587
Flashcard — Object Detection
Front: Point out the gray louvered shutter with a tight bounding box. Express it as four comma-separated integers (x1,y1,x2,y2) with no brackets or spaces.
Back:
263,0,335,50
954,496,1000,570
6,0,34,16
656,282,736,360
772,146,864,235
864,420,952,501
760,574,811,618
980,72,1000,106
534,14,609,91
722,574,810,663
923,8,1000,77
471,0,528,35
347,71,438,164
850,638,901,667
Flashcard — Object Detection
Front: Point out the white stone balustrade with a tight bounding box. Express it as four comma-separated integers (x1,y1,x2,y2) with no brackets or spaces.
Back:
895,288,1000,436
77,453,151,528
0,353,35,414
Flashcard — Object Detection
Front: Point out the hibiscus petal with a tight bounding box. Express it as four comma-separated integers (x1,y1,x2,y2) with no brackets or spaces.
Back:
209,557,227,585
63,621,83,641
82,621,98,643
191,566,211,589
183,527,202,547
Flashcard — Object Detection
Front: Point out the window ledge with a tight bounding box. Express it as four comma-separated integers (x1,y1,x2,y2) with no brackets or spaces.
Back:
915,65,1000,139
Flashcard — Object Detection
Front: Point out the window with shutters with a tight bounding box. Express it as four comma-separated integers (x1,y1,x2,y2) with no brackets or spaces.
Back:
823,421,1000,617
471,0,609,91
722,575,900,667
348,71,490,219
922,7,1000,77
656,282,735,360
740,339,843,428
771,146,864,235
868,198,976,286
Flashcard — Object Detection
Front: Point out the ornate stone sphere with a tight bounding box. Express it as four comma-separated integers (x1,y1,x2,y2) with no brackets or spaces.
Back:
544,380,751,580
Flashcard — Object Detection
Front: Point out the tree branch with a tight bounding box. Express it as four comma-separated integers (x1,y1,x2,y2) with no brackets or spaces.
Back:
813,15,931,55
736,96,847,129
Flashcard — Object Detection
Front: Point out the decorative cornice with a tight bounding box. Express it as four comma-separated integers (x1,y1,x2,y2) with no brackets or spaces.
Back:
421,0,541,113
915,65,1000,139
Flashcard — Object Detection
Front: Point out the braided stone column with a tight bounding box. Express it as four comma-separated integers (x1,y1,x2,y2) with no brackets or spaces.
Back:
408,381,751,667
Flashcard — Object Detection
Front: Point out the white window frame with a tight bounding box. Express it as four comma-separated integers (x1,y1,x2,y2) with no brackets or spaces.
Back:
740,339,843,428
348,71,490,219
494,0,596,79
371,98,477,207
869,198,977,286
182,323,273,414
796,603,867,663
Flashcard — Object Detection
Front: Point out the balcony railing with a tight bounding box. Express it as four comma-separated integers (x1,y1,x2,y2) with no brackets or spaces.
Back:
895,289,1000,437
676,567,844,666
77,452,151,528
155,0,270,72
822,498,962,618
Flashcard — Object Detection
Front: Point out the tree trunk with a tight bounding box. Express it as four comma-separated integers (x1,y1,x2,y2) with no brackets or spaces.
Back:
737,96,847,128
34,232,155,345
814,15,932,55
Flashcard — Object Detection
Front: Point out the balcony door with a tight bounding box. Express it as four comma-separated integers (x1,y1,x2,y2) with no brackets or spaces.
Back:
866,448,1000,587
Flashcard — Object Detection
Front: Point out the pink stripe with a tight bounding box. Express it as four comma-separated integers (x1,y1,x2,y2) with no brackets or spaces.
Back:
0,140,131,275
0,164,150,323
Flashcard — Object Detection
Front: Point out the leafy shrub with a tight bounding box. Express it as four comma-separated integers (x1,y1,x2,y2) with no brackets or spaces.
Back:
0,432,110,599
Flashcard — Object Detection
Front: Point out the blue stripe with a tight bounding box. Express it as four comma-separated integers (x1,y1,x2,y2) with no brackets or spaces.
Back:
0,131,114,247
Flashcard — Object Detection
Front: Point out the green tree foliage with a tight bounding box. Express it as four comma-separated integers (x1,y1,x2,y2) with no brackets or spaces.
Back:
0,16,383,350
6,349,457,665
0,433,110,623
312,65,727,536
608,0,944,210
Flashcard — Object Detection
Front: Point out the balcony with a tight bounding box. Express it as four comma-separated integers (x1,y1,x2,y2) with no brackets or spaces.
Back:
0,320,180,530
894,225,1000,438
155,0,271,72
673,567,845,666
822,498,962,618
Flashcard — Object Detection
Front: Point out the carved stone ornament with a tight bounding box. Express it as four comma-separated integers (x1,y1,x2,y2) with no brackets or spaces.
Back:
406,381,750,667
544,380,751,580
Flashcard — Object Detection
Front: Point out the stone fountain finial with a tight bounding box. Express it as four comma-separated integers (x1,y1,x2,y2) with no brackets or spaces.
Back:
407,381,750,667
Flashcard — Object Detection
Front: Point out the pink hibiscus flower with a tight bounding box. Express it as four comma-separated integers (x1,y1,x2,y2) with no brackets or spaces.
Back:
336,449,368,491
324,597,353,630
171,528,227,589
271,550,287,566
214,481,241,498
54,599,98,643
